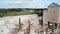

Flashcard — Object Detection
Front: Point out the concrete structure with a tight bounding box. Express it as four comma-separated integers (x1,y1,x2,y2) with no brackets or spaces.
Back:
43,10,48,25
43,3,60,26
0,14,39,34
43,3,60,34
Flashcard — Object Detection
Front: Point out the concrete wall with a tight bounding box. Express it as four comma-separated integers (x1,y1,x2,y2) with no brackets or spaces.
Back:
48,7,59,23
0,14,39,34
58,7,60,23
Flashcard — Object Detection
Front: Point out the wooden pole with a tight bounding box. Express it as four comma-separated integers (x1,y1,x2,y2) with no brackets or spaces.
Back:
27,19,30,34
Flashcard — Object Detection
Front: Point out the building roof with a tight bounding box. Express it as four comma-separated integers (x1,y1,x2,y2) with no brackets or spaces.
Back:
48,3,60,7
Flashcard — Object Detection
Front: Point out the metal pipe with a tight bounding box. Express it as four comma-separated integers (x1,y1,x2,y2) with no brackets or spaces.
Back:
18,18,20,32
27,19,30,34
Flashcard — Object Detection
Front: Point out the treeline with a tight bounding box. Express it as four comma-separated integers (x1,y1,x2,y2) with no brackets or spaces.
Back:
0,8,47,17
0,8,47,12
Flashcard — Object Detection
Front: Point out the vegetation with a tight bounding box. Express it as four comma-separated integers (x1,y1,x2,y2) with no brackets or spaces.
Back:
0,8,45,17
0,10,35,17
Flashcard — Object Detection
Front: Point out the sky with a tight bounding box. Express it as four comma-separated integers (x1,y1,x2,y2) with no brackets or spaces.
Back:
0,0,60,8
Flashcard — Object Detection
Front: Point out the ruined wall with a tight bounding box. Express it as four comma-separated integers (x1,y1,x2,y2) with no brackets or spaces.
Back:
0,14,39,34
